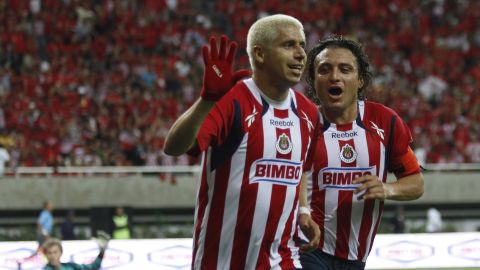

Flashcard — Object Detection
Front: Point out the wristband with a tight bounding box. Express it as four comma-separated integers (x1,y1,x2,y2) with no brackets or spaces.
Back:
299,206,311,216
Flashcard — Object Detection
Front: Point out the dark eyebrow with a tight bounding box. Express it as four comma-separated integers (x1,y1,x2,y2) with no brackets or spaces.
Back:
339,63,355,69
317,62,332,68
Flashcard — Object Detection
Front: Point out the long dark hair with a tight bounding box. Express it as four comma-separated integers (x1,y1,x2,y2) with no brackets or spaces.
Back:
305,35,372,104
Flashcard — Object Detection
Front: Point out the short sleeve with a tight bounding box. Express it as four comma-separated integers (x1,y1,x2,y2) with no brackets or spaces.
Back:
192,98,235,155
390,115,413,159
388,114,420,177
302,116,320,172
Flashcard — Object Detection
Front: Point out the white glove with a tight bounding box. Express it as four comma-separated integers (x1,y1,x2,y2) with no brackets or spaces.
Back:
93,230,110,250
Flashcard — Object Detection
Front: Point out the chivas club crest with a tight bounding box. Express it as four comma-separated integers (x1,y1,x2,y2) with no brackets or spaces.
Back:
276,133,292,155
339,143,357,163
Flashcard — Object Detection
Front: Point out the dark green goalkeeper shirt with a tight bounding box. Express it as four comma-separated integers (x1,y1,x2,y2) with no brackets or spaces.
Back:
43,254,103,270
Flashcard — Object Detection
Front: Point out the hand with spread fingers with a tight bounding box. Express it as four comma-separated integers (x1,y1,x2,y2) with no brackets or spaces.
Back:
200,35,251,101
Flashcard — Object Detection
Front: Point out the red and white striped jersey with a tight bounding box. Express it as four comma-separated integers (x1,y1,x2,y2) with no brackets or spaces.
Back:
192,78,319,270
307,100,418,262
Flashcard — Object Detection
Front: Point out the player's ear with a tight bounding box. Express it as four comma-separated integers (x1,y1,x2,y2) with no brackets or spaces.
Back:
358,75,364,89
253,45,265,65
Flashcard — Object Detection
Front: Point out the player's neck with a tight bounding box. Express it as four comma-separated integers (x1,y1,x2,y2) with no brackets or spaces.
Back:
252,74,290,102
321,103,358,125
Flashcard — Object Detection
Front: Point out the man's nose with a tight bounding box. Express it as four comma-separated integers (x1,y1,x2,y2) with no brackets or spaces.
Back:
294,46,306,60
330,67,340,81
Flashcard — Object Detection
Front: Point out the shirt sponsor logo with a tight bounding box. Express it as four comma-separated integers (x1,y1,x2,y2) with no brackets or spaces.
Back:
276,133,292,155
251,159,302,186
331,131,358,139
270,119,294,127
320,166,376,189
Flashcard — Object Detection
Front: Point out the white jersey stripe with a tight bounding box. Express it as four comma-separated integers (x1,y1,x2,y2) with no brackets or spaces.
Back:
362,142,386,261
245,78,266,106
359,100,365,119
217,134,249,269
348,123,369,260
270,108,302,267
270,185,296,266
378,140,386,180
363,200,380,261
194,148,215,269
323,125,341,255
192,150,206,267
245,182,272,268
245,108,279,269
289,205,302,269
288,110,303,269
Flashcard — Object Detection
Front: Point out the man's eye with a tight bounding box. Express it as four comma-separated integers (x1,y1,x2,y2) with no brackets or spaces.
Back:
341,67,353,73
318,67,330,74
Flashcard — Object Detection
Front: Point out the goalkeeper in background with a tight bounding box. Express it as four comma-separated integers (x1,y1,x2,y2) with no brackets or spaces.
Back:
42,231,110,270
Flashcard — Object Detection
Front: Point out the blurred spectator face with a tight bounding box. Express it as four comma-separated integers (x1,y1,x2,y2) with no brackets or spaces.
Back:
45,244,62,267
313,48,362,116
46,202,54,212
258,24,306,89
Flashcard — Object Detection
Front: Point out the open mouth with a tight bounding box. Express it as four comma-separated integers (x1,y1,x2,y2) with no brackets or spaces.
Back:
328,86,343,96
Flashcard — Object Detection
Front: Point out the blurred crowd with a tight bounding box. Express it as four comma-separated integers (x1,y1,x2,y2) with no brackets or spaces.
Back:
0,0,479,168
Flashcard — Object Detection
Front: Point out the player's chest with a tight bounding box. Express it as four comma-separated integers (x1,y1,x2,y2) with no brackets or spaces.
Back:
240,107,311,158
315,125,385,168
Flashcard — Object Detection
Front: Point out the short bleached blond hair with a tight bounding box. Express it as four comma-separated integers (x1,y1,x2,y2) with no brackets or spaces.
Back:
246,14,304,70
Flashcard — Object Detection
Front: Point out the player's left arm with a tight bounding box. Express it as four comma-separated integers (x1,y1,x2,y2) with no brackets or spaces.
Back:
354,110,424,201
385,146,424,200
353,147,424,201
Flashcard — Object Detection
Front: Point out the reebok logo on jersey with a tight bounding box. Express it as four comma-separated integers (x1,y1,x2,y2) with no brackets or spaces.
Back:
250,159,302,186
331,131,358,139
270,119,294,127
319,166,375,189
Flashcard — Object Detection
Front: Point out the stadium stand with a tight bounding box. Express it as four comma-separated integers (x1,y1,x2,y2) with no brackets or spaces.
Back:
0,0,479,169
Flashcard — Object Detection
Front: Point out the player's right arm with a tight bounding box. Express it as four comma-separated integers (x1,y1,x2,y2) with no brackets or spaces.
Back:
164,99,215,156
